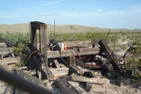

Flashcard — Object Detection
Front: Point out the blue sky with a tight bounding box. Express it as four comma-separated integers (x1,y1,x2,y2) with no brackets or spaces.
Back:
0,0,141,29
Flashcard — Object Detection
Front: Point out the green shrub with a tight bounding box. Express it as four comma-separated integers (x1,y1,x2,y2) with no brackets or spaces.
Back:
0,31,30,44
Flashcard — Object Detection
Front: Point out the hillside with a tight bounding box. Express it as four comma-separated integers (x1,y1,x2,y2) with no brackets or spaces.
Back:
0,23,140,33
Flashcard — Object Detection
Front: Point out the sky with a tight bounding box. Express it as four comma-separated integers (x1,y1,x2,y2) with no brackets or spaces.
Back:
0,0,141,29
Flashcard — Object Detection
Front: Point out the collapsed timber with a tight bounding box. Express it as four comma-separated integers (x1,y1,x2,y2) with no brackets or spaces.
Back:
0,21,141,94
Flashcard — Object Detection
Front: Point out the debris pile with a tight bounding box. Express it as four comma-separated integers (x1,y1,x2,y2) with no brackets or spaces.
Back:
0,21,141,94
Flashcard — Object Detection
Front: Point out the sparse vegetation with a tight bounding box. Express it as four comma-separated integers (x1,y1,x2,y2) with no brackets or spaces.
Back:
0,31,141,46
0,31,30,44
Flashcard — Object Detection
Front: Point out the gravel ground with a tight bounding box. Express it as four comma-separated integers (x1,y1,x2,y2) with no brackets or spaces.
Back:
0,81,12,94
69,80,141,94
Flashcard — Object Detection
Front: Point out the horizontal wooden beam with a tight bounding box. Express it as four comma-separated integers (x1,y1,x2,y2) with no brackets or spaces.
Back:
49,68,68,78
71,74,110,85
0,47,12,55
30,21,47,29
47,48,99,58
0,57,20,65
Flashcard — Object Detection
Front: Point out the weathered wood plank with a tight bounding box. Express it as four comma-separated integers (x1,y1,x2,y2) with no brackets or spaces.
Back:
0,57,20,65
54,60,60,68
0,42,7,47
57,57,83,75
49,67,69,77
69,65,83,75
58,41,91,48
0,57,21,70
99,40,121,74
0,37,16,47
0,47,14,59
56,78,80,94
0,47,12,56
71,74,110,85
47,47,99,58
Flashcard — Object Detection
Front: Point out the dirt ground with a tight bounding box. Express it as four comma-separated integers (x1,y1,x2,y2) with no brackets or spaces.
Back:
68,80,141,94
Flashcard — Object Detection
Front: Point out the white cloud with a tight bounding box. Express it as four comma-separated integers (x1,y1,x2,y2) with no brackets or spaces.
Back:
96,7,103,12
47,5,141,29
41,1,60,6
1,4,141,29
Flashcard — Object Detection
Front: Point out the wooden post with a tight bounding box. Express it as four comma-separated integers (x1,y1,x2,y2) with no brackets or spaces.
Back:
69,55,75,66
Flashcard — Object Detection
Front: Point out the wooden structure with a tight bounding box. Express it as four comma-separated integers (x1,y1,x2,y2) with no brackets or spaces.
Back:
30,21,47,58
0,21,128,93
47,48,99,58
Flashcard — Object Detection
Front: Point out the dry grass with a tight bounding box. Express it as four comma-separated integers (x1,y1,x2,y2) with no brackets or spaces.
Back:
0,23,140,34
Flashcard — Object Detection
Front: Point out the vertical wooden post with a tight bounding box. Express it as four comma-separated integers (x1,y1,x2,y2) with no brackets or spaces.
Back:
40,24,47,58
69,55,75,66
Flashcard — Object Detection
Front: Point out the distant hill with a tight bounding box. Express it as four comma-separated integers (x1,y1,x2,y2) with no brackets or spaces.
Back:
0,23,140,33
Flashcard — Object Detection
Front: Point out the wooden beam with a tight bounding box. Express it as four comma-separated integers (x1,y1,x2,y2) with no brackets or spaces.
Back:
54,59,60,68
99,40,121,75
30,21,46,29
71,74,110,85
69,65,83,75
57,57,83,75
49,68,68,77
47,48,99,58
0,37,15,47
0,57,20,65
56,78,80,94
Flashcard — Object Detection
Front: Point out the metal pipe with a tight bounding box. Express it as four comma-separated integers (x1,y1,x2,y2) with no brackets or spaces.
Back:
0,68,54,94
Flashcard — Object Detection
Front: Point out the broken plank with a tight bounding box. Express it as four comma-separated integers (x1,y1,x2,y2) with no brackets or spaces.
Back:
54,60,60,68
71,74,110,85
0,37,16,47
0,42,7,47
56,78,80,94
49,68,69,77
0,57,21,65
99,40,121,74
69,65,83,75
57,57,83,75
0,57,21,70
0,47,13,59
76,61,101,69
